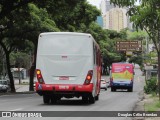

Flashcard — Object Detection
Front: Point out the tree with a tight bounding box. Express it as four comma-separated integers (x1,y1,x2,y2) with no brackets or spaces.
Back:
0,46,5,78
0,3,59,92
0,0,34,20
127,30,147,40
129,55,143,66
35,0,100,31
0,1,34,92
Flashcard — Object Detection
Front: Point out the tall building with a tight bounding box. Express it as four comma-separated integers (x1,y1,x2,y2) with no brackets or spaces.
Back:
108,8,128,31
100,0,132,31
100,0,114,14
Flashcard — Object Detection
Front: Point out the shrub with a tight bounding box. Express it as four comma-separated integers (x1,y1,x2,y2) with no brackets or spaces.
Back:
144,77,157,94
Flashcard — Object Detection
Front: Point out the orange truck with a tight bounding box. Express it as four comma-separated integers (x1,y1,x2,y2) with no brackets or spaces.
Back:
110,63,134,92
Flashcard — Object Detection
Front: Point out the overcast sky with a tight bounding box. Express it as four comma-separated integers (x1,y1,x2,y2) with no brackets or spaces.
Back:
87,0,101,9
87,0,140,9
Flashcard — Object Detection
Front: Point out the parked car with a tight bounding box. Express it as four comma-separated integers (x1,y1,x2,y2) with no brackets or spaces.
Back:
0,84,7,92
100,79,107,90
0,79,10,92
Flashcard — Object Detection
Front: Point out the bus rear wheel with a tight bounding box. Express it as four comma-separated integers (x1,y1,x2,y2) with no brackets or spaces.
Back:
43,95,50,104
82,96,88,103
88,94,95,104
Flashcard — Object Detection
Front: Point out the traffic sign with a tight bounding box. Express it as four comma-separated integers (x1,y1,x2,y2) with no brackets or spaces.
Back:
116,41,142,52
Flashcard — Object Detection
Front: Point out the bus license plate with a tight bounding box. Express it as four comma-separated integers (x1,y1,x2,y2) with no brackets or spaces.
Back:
59,76,69,80
59,85,69,89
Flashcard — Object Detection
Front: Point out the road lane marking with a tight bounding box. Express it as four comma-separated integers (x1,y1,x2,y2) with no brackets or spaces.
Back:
0,95,15,97
9,108,23,111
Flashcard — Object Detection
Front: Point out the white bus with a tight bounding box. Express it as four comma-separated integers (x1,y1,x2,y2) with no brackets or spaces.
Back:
36,32,102,104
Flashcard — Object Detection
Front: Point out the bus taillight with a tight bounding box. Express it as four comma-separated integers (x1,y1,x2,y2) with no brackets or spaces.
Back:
84,70,93,85
36,69,45,84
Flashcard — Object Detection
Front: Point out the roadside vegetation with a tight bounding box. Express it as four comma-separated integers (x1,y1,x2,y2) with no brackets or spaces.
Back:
144,77,157,94
144,94,160,111
144,77,160,111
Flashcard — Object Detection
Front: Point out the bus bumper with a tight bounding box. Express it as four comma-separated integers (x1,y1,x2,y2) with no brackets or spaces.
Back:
36,82,93,96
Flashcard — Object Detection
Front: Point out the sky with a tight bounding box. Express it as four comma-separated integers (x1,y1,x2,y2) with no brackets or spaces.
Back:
87,0,101,9
87,0,140,9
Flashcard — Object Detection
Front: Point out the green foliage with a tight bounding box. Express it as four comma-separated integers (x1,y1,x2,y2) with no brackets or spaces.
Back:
144,77,158,94
99,41,110,56
144,51,158,65
105,28,128,40
110,0,136,7
28,3,59,32
145,99,160,112
127,30,148,40
87,22,109,43
119,28,128,40
129,55,143,66
106,29,122,39
35,0,100,31
10,51,30,69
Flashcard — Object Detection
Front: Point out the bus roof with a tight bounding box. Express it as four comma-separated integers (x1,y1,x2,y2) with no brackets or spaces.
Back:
40,32,91,37
39,32,99,49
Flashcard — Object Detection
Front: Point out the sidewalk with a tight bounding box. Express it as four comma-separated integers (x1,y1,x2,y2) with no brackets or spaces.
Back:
15,84,30,92
14,77,36,92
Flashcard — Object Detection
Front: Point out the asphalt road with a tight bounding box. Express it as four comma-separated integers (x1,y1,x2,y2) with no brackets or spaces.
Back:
0,65,145,120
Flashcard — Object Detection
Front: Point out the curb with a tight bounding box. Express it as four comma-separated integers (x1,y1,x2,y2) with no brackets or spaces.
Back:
0,91,36,96
132,90,145,120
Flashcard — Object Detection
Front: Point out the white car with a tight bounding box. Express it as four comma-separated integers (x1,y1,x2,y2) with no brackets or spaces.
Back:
100,79,107,90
